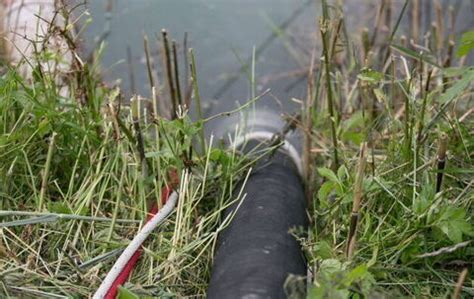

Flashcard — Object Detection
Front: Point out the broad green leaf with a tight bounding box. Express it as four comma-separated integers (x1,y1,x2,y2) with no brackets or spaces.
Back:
38,118,51,137
317,167,339,184
319,258,344,274
337,165,348,181
308,285,348,299
436,207,473,243
343,111,365,130
341,131,365,145
442,67,472,78
314,240,333,259
117,286,140,299
344,264,368,285
413,185,434,215
48,201,72,214
456,30,474,58
209,148,230,166
357,68,384,83
341,112,366,144
440,69,474,104
391,44,441,68
209,148,222,162
318,181,335,207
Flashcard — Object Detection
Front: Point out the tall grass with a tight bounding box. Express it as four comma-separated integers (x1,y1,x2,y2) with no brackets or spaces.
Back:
303,1,473,297
0,0,473,298
0,7,254,298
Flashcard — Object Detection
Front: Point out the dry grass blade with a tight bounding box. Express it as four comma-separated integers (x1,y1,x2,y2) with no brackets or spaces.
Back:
452,268,469,299
346,142,367,259
39,132,57,211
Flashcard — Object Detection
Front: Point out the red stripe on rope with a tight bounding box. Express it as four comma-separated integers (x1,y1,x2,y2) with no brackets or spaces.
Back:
104,186,173,299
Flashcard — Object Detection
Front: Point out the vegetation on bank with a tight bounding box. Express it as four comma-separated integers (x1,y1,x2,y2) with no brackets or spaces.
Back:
0,0,473,298
301,2,473,298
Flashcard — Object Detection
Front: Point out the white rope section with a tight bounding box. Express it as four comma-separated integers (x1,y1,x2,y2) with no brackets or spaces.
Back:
93,191,178,299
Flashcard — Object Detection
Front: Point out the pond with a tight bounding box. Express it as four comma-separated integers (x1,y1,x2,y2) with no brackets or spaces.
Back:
82,0,473,121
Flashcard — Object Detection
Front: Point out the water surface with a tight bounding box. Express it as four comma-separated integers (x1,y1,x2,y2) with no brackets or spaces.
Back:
82,0,473,120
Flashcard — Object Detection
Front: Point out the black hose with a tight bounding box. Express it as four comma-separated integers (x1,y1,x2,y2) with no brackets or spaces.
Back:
207,142,308,299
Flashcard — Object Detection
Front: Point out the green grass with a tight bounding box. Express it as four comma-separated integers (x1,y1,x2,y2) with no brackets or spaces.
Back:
0,34,253,297
1,0,473,298
302,1,473,298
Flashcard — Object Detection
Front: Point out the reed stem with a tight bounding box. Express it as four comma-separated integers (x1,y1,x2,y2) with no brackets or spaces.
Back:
189,49,206,154
435,133,448,193
161,29,178,119
320,20,339,171
39,132,57,211
143,36,155,93
346,142,367,259
452,268,469,299
172,40,183,107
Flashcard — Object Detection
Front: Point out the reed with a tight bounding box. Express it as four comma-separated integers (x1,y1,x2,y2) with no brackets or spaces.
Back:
161,29,178,119
38,132,57,211
346,142,367,259
143,35,156,94
452,268,469,299
435,133,448,193
172,40,183,107
320,17,339,171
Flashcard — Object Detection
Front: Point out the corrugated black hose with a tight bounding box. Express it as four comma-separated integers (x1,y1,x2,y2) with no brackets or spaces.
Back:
207,140,308,298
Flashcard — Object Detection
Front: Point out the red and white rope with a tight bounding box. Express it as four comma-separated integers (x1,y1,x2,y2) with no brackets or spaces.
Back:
93,189,178,299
